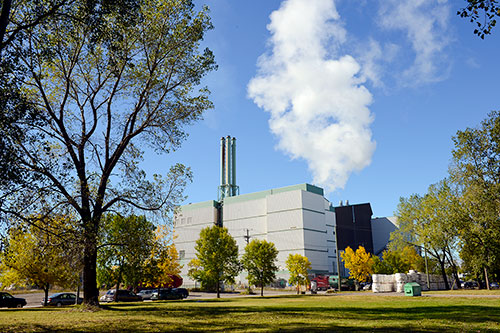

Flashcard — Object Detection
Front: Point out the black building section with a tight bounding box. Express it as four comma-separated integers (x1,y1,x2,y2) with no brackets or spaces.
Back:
335,203,374,254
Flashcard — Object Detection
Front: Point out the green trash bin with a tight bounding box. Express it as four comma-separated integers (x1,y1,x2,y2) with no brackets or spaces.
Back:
404,282,422,296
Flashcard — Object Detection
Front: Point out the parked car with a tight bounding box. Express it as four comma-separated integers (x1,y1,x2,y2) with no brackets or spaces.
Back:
490,282,499,289
100,290,143,303
151,288,189,300
0,292,27,308
362,283,372,291
41,292,82,306
463,281,479,289
137,289,155,300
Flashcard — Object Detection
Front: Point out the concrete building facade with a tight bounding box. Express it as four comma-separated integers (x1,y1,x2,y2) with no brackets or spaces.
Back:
174,183,338,287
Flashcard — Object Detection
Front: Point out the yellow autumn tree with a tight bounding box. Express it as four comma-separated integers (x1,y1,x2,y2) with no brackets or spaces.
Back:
0,215,81,305
142,225,181,290
341,246,374,283
285,254,311,294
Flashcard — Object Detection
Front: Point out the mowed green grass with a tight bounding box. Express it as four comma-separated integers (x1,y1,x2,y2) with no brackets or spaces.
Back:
1,294,499,332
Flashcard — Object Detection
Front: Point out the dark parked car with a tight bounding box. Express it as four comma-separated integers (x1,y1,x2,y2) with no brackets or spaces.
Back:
490,282,499,289
41,292,82,306
100,289,143,302
463,281,479,289
151,288,189,300
0,292,27,308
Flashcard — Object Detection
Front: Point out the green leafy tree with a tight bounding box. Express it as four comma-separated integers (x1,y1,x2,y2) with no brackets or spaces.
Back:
0,1,140,192
188,226,240,298
451,110,500,288
97,214,155,296
1,0,215,305
341,246,374,284
0,216,80,305
372,246,425,274
458,0,500,38
391,179,463,289
285,253,311,294
0,0,70,54
241,239,278,296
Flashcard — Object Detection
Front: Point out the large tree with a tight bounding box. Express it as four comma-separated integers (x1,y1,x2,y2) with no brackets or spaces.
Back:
0,1,140,192
451,110,500,288
241,239,278,296
0,0,215,305
187,226,240,298
392,179,463,289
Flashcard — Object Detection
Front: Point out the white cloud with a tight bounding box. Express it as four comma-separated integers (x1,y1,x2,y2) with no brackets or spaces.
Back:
248,0,376,192
378,0,452,85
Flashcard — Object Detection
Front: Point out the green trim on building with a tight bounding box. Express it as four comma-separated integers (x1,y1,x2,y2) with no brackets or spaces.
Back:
179,183,326,210
179,200,218,212
223,190,272,204
223,183,324,205
270,183,324,196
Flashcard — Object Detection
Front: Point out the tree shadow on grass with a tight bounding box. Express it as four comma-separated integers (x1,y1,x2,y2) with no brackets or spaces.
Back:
3,299,500,332
97,301,500,328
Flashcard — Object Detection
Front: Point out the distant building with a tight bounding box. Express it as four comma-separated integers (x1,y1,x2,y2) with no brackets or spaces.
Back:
335,203,374,254
371,216,398,255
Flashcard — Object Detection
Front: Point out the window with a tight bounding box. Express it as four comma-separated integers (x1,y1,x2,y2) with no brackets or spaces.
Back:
179,250,185,260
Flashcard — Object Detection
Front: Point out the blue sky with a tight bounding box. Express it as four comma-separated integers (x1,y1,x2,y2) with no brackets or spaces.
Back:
145,0,500,218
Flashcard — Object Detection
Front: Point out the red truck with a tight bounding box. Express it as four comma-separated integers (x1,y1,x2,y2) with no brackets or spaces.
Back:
310,275,330,291
310,275,355,291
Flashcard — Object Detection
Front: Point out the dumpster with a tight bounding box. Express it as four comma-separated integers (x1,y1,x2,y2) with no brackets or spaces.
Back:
404,282,422,296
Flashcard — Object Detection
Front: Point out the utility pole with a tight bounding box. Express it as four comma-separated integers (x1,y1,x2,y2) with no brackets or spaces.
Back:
335,224,341,293
244,229,250,244
424,246,430,291
243,229,251,293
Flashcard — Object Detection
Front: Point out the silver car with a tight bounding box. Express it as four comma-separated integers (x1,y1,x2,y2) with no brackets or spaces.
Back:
137,289,155,300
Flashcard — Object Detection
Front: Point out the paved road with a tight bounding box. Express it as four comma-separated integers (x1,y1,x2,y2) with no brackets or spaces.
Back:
15,289,300,308
10,289,500,309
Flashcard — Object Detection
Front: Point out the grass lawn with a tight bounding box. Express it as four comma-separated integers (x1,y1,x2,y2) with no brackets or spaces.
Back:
424,289,500,295
1,294,499,332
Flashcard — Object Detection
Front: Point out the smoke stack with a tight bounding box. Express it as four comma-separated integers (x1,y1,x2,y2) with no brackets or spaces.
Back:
218,136,239,200
231,137,237,196
220,137,226,186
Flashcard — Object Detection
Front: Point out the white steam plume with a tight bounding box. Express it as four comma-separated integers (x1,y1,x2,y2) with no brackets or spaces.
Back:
378,0,451,85
248,0,375,192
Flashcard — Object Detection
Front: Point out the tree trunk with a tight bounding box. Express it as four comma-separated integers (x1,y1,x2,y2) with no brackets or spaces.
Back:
438,255,450,290
216,279,220,298
0,0,12,51
445,248,461,289
43,283,49,307
484,266,490,290
261,284,263,297
83,239,99,305
114,264,122,302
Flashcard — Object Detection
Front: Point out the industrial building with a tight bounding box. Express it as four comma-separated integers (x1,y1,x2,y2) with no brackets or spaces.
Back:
173,136,397,287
